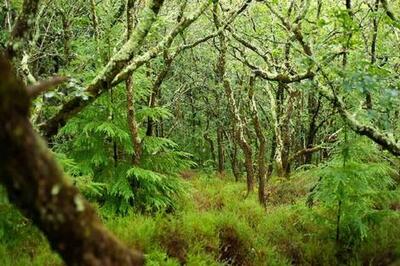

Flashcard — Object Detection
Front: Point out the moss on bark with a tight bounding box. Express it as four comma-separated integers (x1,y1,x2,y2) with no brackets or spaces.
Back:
0,55,144,266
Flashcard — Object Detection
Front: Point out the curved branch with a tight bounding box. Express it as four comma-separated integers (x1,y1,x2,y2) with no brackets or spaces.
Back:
39,0,164,139
318,72,400,156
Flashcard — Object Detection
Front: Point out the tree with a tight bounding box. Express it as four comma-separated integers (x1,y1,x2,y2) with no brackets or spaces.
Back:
0,54,144,265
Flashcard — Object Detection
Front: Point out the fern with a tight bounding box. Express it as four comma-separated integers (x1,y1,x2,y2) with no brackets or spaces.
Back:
102,164,186,215
53,90,192,214
309,133,396,258
108,173,135,214
126,166,185,212
136,106,172,122
53,152,106,200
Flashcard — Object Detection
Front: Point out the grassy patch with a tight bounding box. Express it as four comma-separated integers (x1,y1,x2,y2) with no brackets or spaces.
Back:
0,172,399,265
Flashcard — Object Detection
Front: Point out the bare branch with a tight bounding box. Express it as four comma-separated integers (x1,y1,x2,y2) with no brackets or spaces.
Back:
232,44,314,83
289,146,323,163
27,76,69,99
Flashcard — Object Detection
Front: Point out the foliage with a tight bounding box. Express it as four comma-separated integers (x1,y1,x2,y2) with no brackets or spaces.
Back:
1,173,399,265
1,0,400,264
54,85,194,214
309,133,398,257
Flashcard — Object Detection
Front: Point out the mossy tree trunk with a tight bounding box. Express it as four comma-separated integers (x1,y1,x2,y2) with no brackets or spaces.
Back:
5,0,40,60
213,2,254,193
126,0,142,165
225,130,241,182
248,76,267,206
0,55,144,266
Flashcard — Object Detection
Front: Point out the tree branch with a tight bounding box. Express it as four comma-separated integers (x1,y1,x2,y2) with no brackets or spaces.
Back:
113,0,211,84
318,71,400,156
380,0,400,28
39,0,165,139
27,76,69,99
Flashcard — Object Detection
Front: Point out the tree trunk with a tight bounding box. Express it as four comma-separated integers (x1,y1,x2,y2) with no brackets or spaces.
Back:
204,132,216,165
230,140,241,182
237,131,255,194
5,0,40,60
90,0,100,42
342,0,352,66
267,133,276,177
60,13,71,65
126,0,142,165
268,83,296,178
304,94,321,164
0,55,144,266
366,0,379,110
213,2,254,192
126,77,142,165
147,57,173,136
4,0,13,32
248,76,266,206
217,126,225,173
223,128,241,182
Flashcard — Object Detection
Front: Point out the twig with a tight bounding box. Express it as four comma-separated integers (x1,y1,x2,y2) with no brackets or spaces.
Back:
26,76,69,99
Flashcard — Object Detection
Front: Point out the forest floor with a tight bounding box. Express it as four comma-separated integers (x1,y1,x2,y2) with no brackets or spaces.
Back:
1,171,400,266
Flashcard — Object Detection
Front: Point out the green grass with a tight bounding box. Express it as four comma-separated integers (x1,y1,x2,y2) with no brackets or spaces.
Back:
0,172,399,265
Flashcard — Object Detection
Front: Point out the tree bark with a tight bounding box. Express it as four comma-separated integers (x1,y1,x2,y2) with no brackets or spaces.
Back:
0,55,144,266
267,133,276,177
267,83,297,178
304,94,321,164
90,0,100,43
230,141,241,182
213,2,253,192
248,76,266,206
342,0,352,66
217,126,225,173
60,12,71,65
366,0,380,110
5,0,40,60
204,132,216,165
223,128,241,182
39,0,165,140
4,0,13,33
126,0,142,165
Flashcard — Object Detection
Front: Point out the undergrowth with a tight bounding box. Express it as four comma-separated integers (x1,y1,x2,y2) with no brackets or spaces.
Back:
1,168,399,265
